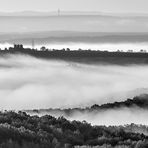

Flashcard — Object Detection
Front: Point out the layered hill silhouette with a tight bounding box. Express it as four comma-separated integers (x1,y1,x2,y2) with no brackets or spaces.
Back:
2,46,148,65
91,94,148,110
26,94,148,116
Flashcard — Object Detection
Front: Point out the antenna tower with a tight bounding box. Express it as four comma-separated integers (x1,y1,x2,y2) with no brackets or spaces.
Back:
58,9,60,16
32,39,35,49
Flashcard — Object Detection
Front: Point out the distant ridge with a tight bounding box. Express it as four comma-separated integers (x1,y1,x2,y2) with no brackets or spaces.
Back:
25,94,148,116
0,11,148,17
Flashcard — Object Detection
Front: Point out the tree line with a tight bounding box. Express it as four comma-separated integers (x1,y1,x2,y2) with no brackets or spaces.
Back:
0,111,147,148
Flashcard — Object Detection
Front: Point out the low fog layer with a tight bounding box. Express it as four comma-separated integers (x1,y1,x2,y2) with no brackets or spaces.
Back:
27,95,148,126
64,108,148,126
2,32,148,52
2,42,148,52
0,54,148,110
28,107,148,126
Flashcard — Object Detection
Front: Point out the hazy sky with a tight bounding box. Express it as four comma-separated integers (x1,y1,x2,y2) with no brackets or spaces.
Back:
1,0,148,13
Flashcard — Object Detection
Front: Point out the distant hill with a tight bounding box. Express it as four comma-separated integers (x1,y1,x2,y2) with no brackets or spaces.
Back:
0,13,148,33
25,94,148,116
2,49,148,65
1,11,148,17
2,31,148,45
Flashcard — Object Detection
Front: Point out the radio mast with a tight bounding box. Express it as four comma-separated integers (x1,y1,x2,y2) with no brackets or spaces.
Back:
32,39,35,49
58,9,60,16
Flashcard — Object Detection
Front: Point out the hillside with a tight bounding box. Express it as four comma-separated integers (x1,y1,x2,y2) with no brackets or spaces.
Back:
26,94,148,117
0,111,147,148
2,49,148,65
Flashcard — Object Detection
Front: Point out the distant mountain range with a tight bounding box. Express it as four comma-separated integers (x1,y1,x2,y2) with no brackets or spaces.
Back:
1,11,148,17
1,31,148,46
0,12,148,33
0,12,148,42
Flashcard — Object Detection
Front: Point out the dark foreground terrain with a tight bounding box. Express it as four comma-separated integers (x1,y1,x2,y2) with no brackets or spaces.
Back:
0,111,148,148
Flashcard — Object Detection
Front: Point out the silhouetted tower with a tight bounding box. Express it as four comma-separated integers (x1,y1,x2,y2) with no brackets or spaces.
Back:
58,9,60,16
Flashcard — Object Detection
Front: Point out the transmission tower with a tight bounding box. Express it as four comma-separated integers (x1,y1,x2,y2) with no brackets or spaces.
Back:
58,9,60,16
32,39,35,49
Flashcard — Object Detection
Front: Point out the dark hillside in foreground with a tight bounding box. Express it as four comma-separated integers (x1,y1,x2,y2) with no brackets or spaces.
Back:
0,111,147,148
2,46,148,65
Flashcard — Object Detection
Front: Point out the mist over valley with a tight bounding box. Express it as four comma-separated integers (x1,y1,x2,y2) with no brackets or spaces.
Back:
0,54,147,126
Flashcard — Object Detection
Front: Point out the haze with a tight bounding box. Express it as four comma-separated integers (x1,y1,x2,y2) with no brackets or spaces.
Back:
0,54,147,110
0,0,148,14
0,16,148,33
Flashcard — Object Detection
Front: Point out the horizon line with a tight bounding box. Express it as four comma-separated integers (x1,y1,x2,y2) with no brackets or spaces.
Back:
0,10,148,17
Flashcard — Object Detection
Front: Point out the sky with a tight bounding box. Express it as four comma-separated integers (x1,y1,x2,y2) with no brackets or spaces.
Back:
1,0,148,14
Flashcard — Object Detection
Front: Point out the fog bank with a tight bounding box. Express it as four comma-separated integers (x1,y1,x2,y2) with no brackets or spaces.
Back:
59,107,148,126
0,54,148,110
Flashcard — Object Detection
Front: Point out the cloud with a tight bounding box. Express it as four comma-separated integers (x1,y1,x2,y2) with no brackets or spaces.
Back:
67,107,148,126
0,54,148,110
27,95,148,126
